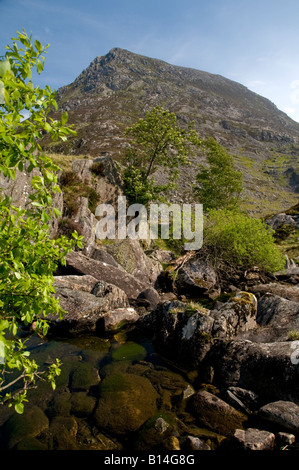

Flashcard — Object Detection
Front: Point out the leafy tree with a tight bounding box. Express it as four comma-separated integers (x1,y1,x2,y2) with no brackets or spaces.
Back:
194,138,243,211
0,30,82,414
203,209,285,273
123,106,201,204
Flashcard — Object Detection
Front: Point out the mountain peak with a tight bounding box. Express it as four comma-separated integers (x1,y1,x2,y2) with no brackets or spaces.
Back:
48,49,299,213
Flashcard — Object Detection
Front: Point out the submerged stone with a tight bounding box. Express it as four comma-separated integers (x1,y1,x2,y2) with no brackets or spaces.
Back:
111,342,147,362
94,373,158,435
192,390,248,437
0,406,49,450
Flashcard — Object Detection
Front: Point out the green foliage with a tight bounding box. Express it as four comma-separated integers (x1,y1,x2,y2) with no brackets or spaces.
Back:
0,30,83,413
194,138,243,211
204,209,285,273
287,330,299,341
122,158,173,205
122,106,201,205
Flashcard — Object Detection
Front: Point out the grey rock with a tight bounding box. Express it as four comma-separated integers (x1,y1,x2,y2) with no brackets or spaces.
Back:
91,280,129,308
233,428,275,451
224,386,260,413
251,283,299,302
137,287,161,310
266,212,299,230
211,291,257,338
72,155,124,207
256,294,299,341
258,400,299,433
51,275,131,334
277,432,295,446
138,292,257,368
0,165,63,237
105,239,163,287
99,307,139,332
206,340,299,404
54,274,98,292
175,255,220,299
183,435,211,450
65,250,148,299
50,287,110,334
138,300,214,367
71,196,97,257
89,246,124,268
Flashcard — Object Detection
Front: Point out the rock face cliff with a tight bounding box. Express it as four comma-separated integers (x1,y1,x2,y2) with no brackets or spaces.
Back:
42,47,299,214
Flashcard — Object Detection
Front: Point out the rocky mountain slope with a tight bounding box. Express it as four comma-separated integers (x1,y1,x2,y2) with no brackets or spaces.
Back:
42,47,299,214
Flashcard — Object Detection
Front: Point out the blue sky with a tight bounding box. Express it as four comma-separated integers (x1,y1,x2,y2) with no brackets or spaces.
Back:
1,0,299,121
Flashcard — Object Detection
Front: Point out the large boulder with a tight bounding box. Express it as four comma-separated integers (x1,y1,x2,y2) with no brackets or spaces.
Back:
211,292,257,339
50,274,134,335
97,307,140,332
105,239,162,287
63,251,149,299
254,293,299,341
138,300,214,367
258,400,299,433
204,340,299,404
173,255,220,299
93,373,158,435
137,292,257,368
0,406,49,450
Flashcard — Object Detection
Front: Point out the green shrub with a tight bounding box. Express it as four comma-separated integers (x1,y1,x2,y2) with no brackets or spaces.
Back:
204,209,285,273
194,138,243,211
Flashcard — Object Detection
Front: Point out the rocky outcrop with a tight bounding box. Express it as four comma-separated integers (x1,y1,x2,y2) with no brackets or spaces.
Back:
71,155,124,207
137,292,257,368
211,292,257,339
105,239,162,288
0,165,63,237
266,211,299,231
71,196,97,257
170,254,220,299
203,340,299,404
63,251,149,299
257,293,299,329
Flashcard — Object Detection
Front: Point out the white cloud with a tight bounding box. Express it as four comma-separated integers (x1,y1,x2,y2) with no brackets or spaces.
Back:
284,106,299,123
290,80,299,105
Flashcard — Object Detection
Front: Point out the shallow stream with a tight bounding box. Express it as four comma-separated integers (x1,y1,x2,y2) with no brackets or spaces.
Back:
0,327,223,450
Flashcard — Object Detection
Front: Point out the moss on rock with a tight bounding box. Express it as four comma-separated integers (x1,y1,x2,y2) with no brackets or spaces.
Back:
94,373,158,435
